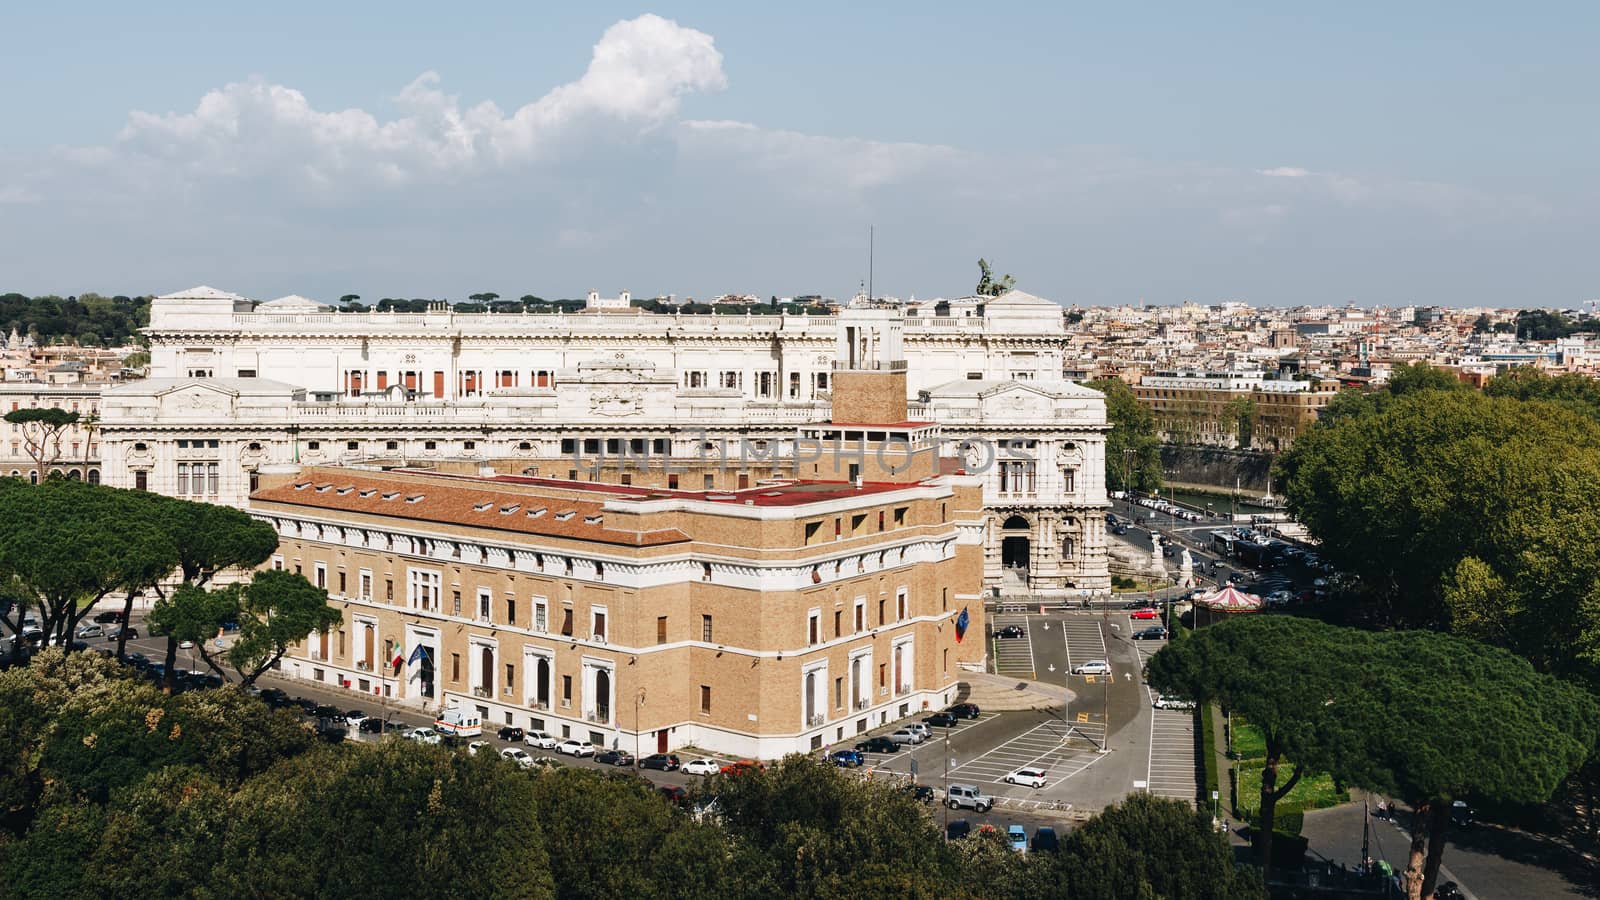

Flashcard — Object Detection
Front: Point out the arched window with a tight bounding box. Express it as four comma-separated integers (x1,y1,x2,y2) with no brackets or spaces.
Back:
87,469,100,484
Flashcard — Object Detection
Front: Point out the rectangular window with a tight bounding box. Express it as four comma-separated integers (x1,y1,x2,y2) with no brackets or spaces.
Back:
451,591,461,616
942,587,949,612
897,588,908,621
808,612,820,645
176,463,189,495
657,616,668,644
358,570,371,600
477,589,491,622
407,569,441,611
534,598,548,633
385,579,394,601
505,598,516,625
701,614,713,643
313,563,327,590
560,608,573,637
272,555,284,571
700,685,711,713
562,675,572,704
834,610,842,638
592,609,607,641
878,598,886,625
505,662,515,693
835,677,843,709
337,571,347,594
451,653,461,682
854,599,865,632
208,462,219,494
135,470,147,491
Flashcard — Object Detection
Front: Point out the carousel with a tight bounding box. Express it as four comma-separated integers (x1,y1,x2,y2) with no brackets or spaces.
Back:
1192,583,1263,628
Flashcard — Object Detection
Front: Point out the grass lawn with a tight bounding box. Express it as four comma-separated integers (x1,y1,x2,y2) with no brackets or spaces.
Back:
1235,762,1348,822
1230,719,1267,760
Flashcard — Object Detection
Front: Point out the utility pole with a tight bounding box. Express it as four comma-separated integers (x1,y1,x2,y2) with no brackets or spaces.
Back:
635,687,645,767
942,729,950,839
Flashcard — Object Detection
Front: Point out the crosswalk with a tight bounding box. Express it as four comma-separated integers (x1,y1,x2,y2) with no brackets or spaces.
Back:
991,615,1035,679
948,718,1107,787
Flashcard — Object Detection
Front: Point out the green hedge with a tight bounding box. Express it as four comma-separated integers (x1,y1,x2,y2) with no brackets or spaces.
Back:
1200,702,1220,806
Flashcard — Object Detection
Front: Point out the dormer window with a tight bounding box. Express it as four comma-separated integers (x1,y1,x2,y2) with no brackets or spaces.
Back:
293,481,311,491
336,486,354,495
405,495,425,504
473,501,493,512
499,505,520,515
527,507,547,518
584,515,602,525
554,511,575,522
359,489,377,498
381,492,400,501
315,484,333,492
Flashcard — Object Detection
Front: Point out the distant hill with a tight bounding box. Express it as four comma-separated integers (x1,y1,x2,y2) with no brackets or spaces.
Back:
0,293,150,347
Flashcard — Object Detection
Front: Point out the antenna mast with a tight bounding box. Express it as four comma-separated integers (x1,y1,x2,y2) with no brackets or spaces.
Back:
868,225,875,303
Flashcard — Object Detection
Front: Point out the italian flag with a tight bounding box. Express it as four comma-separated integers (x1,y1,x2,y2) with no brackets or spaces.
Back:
391,642,406,671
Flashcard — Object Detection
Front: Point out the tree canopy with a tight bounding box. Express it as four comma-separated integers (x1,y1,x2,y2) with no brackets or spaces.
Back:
1088,377,1163,493
0,293,149,346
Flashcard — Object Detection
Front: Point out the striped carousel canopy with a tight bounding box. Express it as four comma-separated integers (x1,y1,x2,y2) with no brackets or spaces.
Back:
1194,583,1263,613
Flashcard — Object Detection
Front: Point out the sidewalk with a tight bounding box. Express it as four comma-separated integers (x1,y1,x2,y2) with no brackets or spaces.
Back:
959,671,1071,712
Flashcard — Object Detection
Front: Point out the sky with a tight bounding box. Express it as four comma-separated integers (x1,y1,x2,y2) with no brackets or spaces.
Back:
1,2,1596,307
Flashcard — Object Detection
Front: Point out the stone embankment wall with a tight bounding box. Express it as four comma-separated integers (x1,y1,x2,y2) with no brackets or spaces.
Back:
1159,446,1274,493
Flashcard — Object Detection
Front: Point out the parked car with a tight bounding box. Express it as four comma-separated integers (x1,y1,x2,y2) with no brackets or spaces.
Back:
92,610,125,624
947,702,981,719
946,819,973,840
682,758,720,777
312,704,342,720
1003,767,1048,788
657,785,689,807
500,747,536,768
555,739,595,757
106,625,138,640
595,749,635,767
1007,824,1028,852
906,723,932,741
466,740,490,756
923,712,958,728
1130,607,1160,620
358,717,388,733
720,759,764,777
855,736,901,754
1131,626,1168,640
888,728,923,745
903,784,936,805
640,753,681,771
344,709,370,728
1071,660,1111,676
75,623,104,639
404,727,441,745
1265,590,1293,609
497,726,525,742
528,756,562,771
1125,599,1157,610
1152,694,1197,711
996,624,1025,639
1030,826,1060,853
829,749,865,768
1451,801,1474,827
523,730,558,749
945,784,993,812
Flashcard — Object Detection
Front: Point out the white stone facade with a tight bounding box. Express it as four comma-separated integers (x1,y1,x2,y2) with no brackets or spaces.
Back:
98,286,1109,596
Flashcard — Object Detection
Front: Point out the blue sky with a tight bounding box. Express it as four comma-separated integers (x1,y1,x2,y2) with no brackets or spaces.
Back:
1,3,1595,306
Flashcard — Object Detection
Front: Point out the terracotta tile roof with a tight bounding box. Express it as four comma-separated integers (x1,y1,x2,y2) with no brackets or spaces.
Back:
251,472,688,547
481,473,920,508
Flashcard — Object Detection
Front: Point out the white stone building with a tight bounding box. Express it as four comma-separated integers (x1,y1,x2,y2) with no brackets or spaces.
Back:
99,285,1110,596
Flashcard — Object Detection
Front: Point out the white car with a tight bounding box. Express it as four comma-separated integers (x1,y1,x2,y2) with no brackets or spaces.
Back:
179,639,195,649
906,723,932,741
555,739,595,757
1153,694,1197,711
500,747,536,767
683,758,721,776
404,727,441,745
1071,660,1111,676
523,730,558,749
466,740,491,756
1004,767,1048,788
889,728,925,745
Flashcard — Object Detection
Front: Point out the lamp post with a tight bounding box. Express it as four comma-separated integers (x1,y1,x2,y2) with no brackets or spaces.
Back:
635,687,646,767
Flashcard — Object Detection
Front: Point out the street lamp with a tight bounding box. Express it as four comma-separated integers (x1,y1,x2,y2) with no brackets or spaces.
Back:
635,687,646,767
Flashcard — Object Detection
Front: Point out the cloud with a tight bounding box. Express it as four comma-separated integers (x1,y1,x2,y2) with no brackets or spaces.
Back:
0,184,39,205
109,14,725,188
1259,166,1311,178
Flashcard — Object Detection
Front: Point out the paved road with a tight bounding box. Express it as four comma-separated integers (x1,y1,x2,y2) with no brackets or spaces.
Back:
1301,800,1597,900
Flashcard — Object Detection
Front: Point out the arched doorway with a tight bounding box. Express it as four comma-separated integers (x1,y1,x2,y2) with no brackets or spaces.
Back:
595,668,611,721
1000,515,1031,570
536,657,550,706
804,671,817,722
851,658,862,707
66,469,81,481
480,646,495,694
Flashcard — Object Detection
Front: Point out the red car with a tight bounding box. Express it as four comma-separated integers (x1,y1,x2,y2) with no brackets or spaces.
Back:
1130,607,1160,620
720,759,766,777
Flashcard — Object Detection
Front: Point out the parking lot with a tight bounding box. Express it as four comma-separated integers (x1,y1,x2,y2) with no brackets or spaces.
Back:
1060,615,1109,674
947,718,1108,793
991,614,1036,679
1144,705,1198,802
